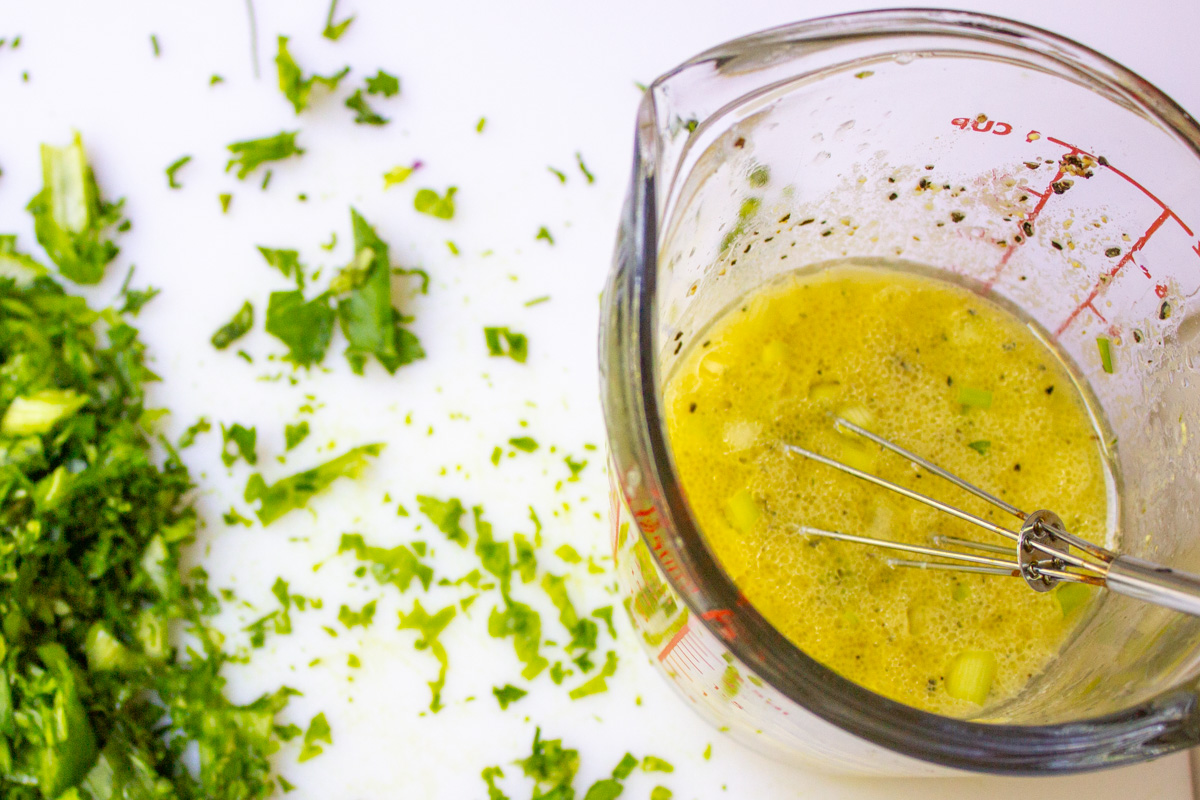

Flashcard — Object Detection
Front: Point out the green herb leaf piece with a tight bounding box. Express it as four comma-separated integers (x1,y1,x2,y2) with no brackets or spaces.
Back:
536,226,555,245
519,728,579,795
418,495,469,547
583,779,624,800
298,712,332,762
221,423,258,467
651,788,674,800
285,420,310,450
489,599,548,680
576,152,595,184
555,544,582,564
0,234,49,283
484,326,528,363
642,756,674,773
338,600,377,629
179,417,212,449
967,439,991,456
383,164,415,188
265,290,335,367
1097,336,1114,374
335,209,424,374
27,133,126,284
397,600,457,712
2,389,88,435
244,443,385,525
339,533,434,592
958,385,992,409
612,752,638,780
259,246,306,289
509,436,538,453
322,0,354,40
276,36,349,114
492,684,527,710
345,88,389,125
474,506,513,597
212,300,254,349
226,131,304,180
165,154,192,189
414,187,457,219
365,69,400,97
482,765,509,800
568,650,617,699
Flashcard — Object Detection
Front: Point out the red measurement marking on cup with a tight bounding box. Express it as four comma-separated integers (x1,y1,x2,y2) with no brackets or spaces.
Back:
701,608,738,640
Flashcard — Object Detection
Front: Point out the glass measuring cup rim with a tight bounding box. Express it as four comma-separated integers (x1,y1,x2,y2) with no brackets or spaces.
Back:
617,8,1200,772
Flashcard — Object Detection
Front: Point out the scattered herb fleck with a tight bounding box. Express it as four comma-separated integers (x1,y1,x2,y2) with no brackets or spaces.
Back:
1097,336,1114,374
484,327,528,363
414,186,457,219
211,300,255,349
276,35,349,114
365,69,400,97
244,443,385,525
165,154,192,189
345,88,389,125
226,131,304,180
492,684,528,710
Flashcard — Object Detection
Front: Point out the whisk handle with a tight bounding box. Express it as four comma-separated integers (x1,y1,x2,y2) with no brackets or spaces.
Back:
1105,555,1200,618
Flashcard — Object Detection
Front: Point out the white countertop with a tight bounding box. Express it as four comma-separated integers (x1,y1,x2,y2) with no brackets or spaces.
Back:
0,1,1197,797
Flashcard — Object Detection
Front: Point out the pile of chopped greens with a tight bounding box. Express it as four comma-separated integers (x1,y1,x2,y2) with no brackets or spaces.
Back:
0,136,293,799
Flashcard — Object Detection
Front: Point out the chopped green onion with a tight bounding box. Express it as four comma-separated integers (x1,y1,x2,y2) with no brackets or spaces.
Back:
967,440,991,456
958,386,992,409
945,650,996,705
1097,337,1114,374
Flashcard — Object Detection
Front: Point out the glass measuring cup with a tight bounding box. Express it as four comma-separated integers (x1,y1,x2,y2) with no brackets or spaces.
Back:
599,9,1200,776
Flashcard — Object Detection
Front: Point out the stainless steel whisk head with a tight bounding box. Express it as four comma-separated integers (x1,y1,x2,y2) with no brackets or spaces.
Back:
785,417,1200,618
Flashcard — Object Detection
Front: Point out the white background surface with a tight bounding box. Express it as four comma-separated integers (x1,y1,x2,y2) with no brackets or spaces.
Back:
1,1,1198,798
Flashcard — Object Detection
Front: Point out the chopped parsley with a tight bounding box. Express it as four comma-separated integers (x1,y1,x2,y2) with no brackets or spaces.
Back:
492,684,528,709
418,495,469,547
298,712,332,762
265,289,335,367
211,300,254,349
365,69,401,97
165,154,192,188
958,385,992,409
219,192,233,213
28,133,126,284
117,266,160,315
548,167,567,183
345,88,389,125
243,443,385,525
1097,336,1114,373
536,226,555,244
397,600,457,712
568,650,617,699
576,152,595,184
642,756,674,773
383,164,415,188
967,439,991,456
414,186,457,219
226,131,304,180
476,117,487,133
484,326,528,363
322,0,354,40
285,420,310,450
276,35,349,114
179,416,212,449
509,436,538,453
338,600,378,628
565,454,587,481
555,544,582,564
150,33,161,56
519,728,579,794
489,598,548,679
258,246,306,289
221,422,258,467
651,788,673,800
339,533,434,592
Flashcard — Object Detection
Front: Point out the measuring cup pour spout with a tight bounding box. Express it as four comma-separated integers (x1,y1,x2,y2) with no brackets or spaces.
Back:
602,8,1200,777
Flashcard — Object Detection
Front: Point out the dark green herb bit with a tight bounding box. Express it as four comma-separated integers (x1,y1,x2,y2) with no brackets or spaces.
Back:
536,226,554,245
28,133,126,284
258,246,306,289
212,300,255,349
345,89,389,125
365,69,400,97
418,495,469,547
967,440,991,456
165,154,192,189
276,36,349,114
484,327,528,363
414,187,457,219
492,684,527,710
179,416,212,448
576,152,595,184
398,600,457,712
117,266,160,316
285,420,310,450
221,422,258,467
482,766,507,800
298,712,332,762
519,728,579,796
265,290,335,367
210,73,225,86
334,209,425,374
548,167,567,183
1097,336,1114,374
223,506,254,527
568,651,617,699
339,533,434,592
489,599,548,679
565,455,587,481
509,436,538,453
322,0,354,40
226,131,304,180
243,443,385,525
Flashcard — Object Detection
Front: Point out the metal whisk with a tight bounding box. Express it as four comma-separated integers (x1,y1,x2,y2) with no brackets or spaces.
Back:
785,417,1200,618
